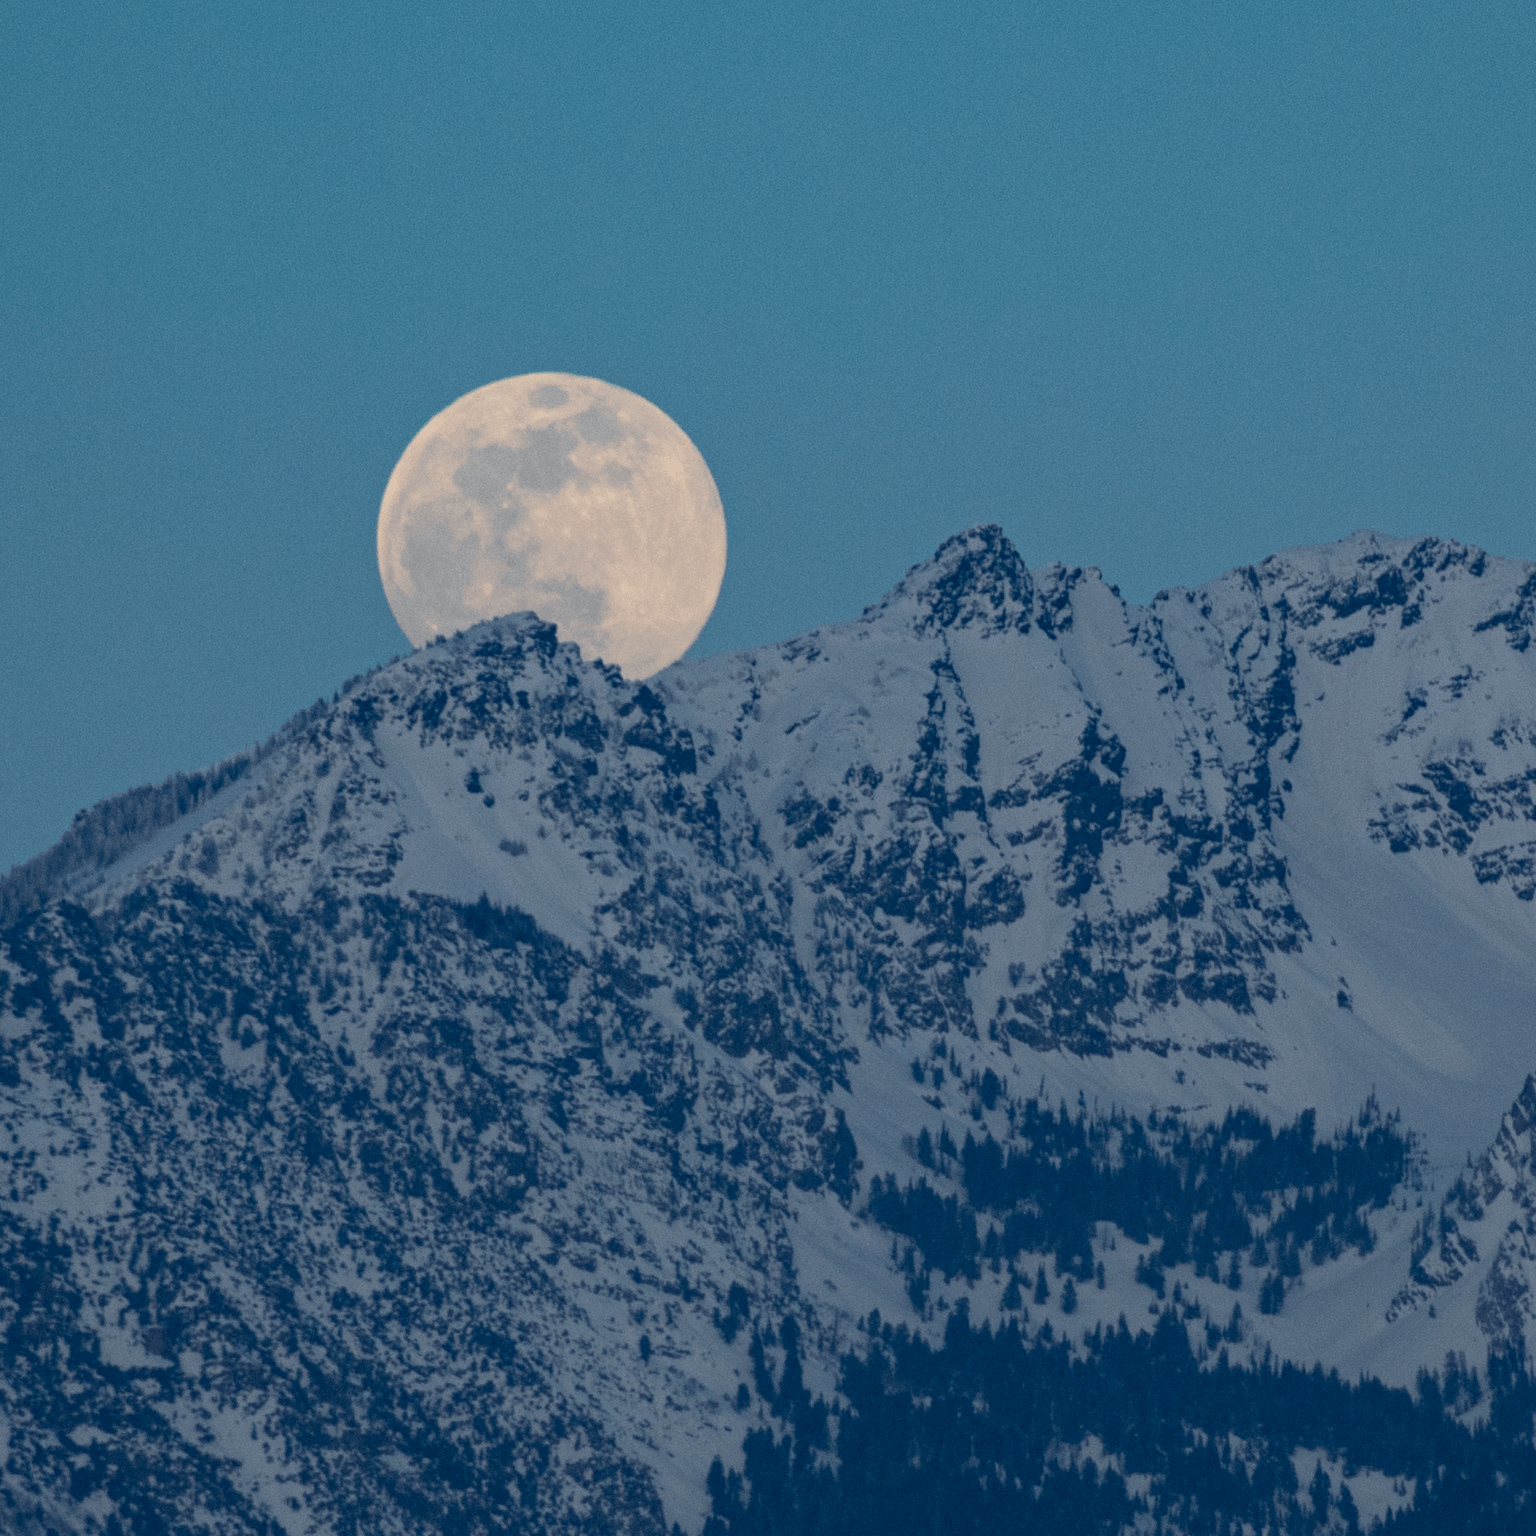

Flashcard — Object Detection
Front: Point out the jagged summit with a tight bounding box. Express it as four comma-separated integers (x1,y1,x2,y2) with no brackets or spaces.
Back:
4,524,1536,1532
862,523,1039,637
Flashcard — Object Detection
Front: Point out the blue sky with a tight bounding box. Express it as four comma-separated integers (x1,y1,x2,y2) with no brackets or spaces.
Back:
3,0,1532,873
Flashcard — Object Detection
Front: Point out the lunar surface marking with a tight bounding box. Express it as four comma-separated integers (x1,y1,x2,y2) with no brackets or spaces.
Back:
378,373,726,678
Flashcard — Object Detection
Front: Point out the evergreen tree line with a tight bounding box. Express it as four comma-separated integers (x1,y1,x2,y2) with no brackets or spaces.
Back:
0,679,363,929
700,1304,1536,1535
866,1096,1413,1314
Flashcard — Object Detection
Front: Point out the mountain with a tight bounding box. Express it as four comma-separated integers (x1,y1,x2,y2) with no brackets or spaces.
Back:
3,525,1536,1533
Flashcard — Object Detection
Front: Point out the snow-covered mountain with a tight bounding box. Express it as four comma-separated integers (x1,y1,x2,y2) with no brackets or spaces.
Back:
3,525,1536,1533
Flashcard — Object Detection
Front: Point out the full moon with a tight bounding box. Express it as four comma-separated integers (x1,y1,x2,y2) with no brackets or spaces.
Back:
377,374,726,679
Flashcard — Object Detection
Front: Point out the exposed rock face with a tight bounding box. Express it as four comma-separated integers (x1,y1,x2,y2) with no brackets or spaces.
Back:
3,525,1536,1532
1391,1076,1536,1347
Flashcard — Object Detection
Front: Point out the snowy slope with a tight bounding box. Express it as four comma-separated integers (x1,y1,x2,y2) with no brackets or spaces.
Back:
3,525,1536,1533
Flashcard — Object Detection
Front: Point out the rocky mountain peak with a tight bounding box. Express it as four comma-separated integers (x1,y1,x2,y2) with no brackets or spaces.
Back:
862,523,1037,637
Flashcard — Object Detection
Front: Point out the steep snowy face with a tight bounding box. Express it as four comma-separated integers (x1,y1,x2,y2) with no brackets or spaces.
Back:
3,524,1536,1534
1156,535,1536,1151
683,526,1536,1166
